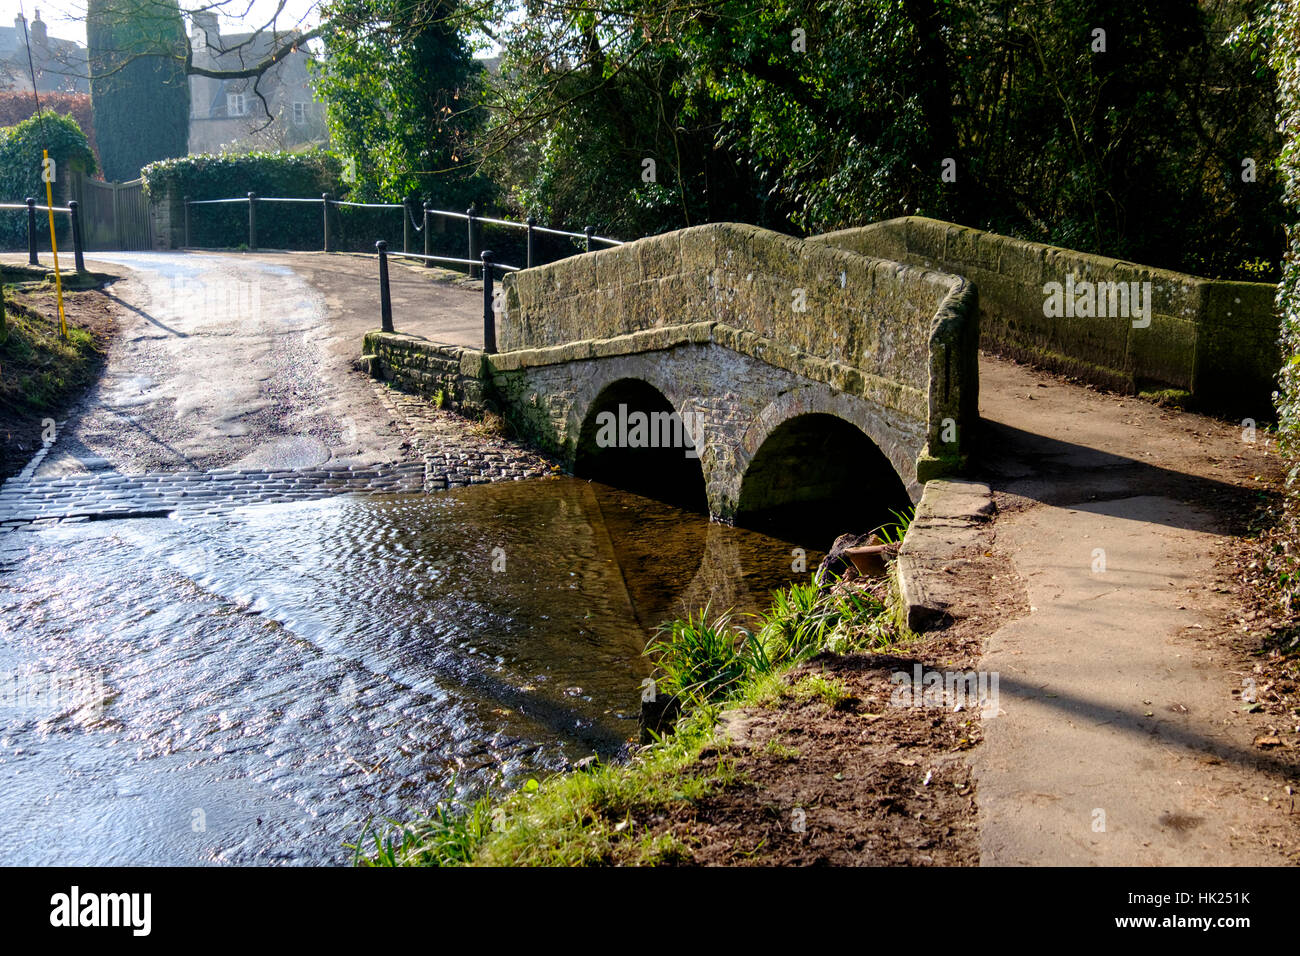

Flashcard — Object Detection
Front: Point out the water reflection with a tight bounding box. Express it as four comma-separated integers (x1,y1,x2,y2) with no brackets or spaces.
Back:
0,476,817,864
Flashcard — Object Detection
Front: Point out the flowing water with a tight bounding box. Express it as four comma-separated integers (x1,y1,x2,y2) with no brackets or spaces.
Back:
0,477,816,864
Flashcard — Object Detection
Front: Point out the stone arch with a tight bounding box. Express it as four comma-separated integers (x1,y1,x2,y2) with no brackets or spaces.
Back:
732,396,913,548
730,386,921,506
573,376,708,512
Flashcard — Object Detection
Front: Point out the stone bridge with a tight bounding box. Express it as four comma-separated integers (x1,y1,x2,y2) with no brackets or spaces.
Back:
364,222,979,529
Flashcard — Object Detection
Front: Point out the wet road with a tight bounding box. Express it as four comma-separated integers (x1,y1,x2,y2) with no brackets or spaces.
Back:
38,251,480,477
0,253,811,864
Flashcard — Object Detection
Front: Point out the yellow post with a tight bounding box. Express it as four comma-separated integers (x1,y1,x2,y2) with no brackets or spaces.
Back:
42,149,67,339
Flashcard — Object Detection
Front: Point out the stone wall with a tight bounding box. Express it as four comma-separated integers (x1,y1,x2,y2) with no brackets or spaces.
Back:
361,332,491,412
146,180,184,251
813,216,1279,415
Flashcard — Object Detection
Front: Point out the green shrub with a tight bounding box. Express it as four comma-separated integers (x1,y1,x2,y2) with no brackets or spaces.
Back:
140,149,398,251
1272,0,1300,460
0,111,96,250
754,575,890,665
645,605,771,706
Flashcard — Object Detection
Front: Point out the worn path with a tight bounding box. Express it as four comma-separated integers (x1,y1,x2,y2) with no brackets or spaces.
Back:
973,355,1299,865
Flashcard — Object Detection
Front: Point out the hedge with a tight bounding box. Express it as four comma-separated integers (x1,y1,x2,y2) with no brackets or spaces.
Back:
136,148,575,260
0,111,97,250
141,149,361,251
1272,0,1300,461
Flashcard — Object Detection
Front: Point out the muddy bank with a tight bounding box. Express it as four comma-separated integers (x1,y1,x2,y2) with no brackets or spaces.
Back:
0,272,119,480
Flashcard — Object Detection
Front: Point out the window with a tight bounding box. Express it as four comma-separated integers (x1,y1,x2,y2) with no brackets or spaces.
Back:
292,102,307,126
226,93,246,117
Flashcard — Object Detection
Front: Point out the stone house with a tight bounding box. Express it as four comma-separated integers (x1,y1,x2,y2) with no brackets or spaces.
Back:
0,11,90,94
187,12,327,154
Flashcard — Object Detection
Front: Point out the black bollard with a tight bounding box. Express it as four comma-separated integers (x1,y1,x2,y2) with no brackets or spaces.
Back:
68,200,85,273
26,197,38,265
422,201,433,267
481,251,497,354
377,240,393,333
322,193,332,252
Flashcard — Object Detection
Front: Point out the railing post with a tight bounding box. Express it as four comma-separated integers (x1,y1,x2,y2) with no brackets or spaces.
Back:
466,204,477,279
183,195,191,249
322,193,332,252
422,200,432,267
26,197,38,265
481,251,497,354
377,240,393,333
247,192,258,251
68,200,85,273
526,215,536,269
584,225,593,254
403,195,414,254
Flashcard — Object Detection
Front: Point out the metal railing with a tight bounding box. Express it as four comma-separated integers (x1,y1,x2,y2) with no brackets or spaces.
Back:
184,193,629,352
183,193,623,275
1,196,88,272
374,240,523,354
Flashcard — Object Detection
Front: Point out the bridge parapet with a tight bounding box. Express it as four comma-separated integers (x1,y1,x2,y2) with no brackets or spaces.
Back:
814,216,1279,415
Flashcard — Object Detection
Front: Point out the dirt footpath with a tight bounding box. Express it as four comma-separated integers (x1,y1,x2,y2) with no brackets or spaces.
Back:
974,354,1300,865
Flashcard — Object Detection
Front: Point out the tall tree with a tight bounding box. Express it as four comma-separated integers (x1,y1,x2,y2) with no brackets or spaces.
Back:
88,0,190,181
468,0,1282,277
312,0,489,205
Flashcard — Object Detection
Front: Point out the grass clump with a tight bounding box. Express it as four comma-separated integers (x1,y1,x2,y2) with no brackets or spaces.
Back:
762,736,802,762
351,788,494,867
0,291,103,413
469,409,510,439
644,605,771,705
1137,387,1192,409
789,673,853,707
756,576,896,664
872,506,915,545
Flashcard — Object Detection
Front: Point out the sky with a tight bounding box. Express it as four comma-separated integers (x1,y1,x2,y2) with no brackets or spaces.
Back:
0,0,323,44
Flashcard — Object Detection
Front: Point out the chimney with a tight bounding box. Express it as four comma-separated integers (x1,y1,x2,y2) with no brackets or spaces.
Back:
192,12,218,45
30,10,46,46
